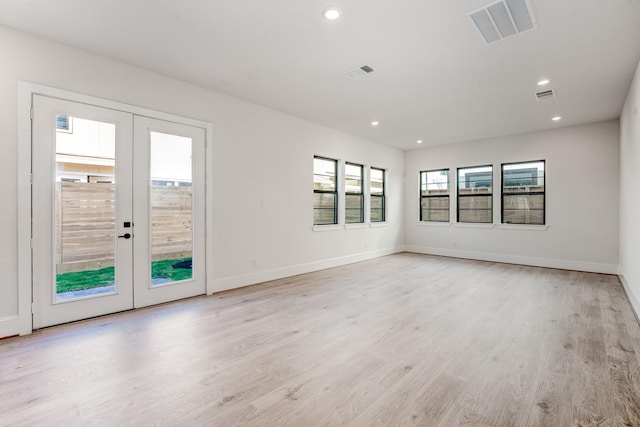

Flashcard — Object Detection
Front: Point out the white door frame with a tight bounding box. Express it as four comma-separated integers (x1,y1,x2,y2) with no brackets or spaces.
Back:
17,82,215,336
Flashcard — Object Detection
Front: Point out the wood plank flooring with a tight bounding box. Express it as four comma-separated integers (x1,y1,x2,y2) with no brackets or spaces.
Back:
2,253,640,426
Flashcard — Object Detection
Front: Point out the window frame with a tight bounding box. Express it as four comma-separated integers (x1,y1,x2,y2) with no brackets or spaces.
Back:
345,162,364,224
420,168,450,222
313,156,338,226
370,167,386,223
501,160,546,225
457,164,493,224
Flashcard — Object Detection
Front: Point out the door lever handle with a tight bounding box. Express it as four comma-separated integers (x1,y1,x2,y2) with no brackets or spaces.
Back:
118,233,132,239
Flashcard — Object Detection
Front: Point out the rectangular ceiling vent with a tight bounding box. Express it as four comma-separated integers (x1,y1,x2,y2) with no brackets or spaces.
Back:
469,0,537,45
342,65,375,80
535,89,556,101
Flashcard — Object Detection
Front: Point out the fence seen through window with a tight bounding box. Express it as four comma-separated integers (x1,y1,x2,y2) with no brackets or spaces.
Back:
502,161,545,225
370,167,385,222
457,165,493,223
313,156,338,225
345,163,364,223
420,169,450,222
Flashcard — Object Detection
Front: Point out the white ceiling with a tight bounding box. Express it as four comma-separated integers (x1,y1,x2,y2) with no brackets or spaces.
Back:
1,0,639,150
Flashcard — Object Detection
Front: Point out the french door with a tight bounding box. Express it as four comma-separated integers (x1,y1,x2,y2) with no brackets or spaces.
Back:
32,95,206,328
132,117,205,308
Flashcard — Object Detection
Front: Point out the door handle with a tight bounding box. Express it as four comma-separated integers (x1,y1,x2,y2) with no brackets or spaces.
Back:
118,233,132,239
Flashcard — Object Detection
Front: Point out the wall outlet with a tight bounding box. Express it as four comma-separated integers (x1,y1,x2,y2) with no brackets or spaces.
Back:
252,258,257,268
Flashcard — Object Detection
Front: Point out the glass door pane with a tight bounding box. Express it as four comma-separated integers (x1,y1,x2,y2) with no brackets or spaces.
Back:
149,131,193,286
55,116,118,301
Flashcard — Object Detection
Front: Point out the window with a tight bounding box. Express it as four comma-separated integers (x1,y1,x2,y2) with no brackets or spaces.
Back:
55,114,72,133
458,165,493,223
370,167,385,222
420,169,450,222
502,161,545,225
345,163,364,223
313,156,338,225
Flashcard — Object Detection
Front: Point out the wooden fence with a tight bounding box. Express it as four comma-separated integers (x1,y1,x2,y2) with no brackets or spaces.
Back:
421,186,544,223
56,182,192,273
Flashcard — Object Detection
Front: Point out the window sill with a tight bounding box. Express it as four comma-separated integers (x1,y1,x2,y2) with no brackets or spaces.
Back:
369,222,388,228
498,224,548,231
345,223,367,230
417,221,451,227
312,225,342,232
454,222,496,229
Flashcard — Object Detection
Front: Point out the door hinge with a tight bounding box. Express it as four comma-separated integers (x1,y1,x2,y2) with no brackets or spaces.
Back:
30,108,34,120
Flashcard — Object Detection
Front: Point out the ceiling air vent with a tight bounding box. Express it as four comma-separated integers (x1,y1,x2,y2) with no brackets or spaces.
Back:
469,0,536,45
535,89,556,101
342,65,375,80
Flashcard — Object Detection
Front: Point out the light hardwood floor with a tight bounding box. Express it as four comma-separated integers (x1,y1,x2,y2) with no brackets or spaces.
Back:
2,253,640,426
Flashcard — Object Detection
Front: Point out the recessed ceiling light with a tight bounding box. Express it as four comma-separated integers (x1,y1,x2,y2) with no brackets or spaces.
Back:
323,7,341,20
417,140,423,144
371,121,379,126
552,116,562,121
537,79,550,86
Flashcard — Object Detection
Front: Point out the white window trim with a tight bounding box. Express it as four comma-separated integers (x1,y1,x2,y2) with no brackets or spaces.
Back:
498,224,548,231
454,223,496,229
312,225,342,232
345,223,368,230
418,221,451,227
369,222,388,228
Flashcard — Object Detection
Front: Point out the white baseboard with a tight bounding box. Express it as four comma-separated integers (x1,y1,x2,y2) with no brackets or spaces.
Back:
404,245,619,275
210,246,404,293
0,316,20,340
619,273,640,324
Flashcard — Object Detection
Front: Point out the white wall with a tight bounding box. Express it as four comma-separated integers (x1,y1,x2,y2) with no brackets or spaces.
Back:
0,22,630,339
0,25,404,337
620,59,640,316
404,121,620,274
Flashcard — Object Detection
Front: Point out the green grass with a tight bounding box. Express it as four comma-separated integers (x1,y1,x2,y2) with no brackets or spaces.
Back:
56,266,116,293
151,258,193,283
56,258,193,293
